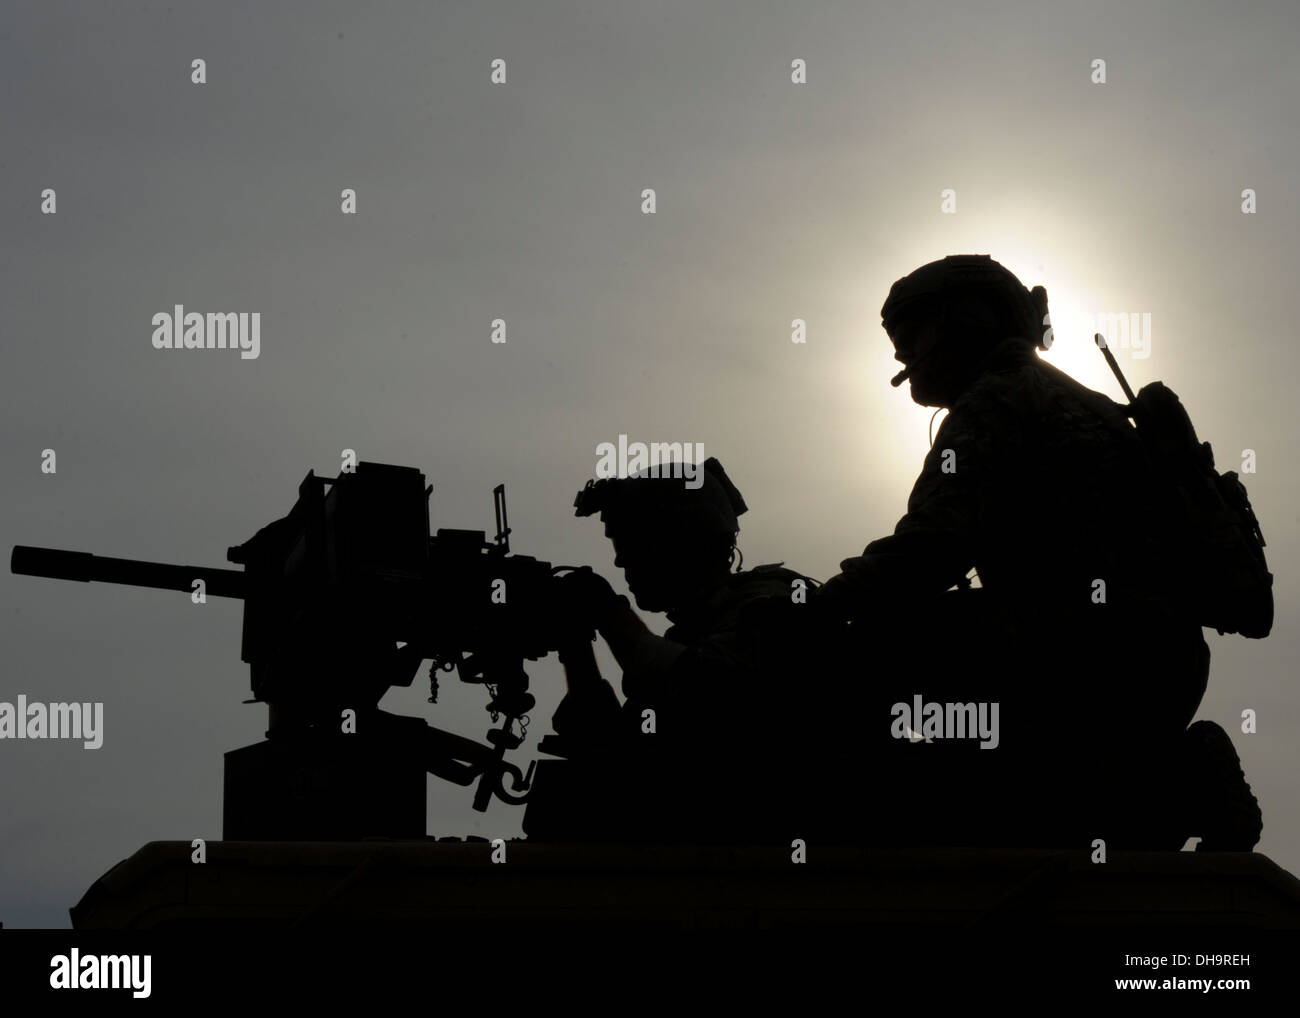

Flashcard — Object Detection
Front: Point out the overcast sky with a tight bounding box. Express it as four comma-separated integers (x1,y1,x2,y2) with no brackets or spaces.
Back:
2,0,1297,928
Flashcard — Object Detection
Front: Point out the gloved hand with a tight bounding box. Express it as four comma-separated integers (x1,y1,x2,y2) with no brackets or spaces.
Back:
552,678,623,746
555,567,629,631
737,592,830,671
811,568,872,622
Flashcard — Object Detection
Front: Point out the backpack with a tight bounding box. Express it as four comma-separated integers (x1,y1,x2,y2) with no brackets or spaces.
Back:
1099,340,1273,638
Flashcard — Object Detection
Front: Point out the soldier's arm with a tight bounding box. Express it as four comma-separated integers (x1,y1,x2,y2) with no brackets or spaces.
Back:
552,637,622,746
597,601,688,701
557,634,604,691
824,382,1022,605
614,578,793,706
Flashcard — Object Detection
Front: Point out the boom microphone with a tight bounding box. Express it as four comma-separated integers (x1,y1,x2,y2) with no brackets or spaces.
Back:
890,345,938,388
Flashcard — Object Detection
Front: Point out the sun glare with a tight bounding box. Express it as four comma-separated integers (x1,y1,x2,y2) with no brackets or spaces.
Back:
990,251,1127,401
860,244,1139,487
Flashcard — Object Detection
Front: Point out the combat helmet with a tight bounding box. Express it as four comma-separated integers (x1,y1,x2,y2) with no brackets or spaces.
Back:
573,456,747,538
881,254,1050,350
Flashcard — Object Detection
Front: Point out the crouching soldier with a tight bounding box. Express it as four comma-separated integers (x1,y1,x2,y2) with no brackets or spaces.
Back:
522,457,819,844
817,254,1261,850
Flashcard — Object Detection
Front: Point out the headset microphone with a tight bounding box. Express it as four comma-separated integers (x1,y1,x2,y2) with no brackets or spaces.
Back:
889,345,937,388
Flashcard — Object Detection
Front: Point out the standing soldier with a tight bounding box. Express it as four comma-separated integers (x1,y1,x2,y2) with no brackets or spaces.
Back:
817,254,1260,850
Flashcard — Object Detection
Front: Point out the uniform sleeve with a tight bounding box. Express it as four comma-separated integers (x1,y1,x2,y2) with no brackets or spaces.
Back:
834,376,1025,598
623,577,792,715
552,678,624,752
621,631,733,706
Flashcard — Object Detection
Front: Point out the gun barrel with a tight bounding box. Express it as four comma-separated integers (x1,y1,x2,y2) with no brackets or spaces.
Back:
11,545,246,599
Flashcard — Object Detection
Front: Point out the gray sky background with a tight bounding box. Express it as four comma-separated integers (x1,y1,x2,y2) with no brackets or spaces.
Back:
2,0,1297,927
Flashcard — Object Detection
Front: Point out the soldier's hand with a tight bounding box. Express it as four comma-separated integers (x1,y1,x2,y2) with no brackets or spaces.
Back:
738,592,794,632
556,567,627,629
553,678,623,743
809,574,846,613
738,593,826,668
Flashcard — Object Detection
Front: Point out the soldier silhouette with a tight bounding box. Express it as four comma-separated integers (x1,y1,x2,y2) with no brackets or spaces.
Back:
816,254,1261,850
523,457,818,843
